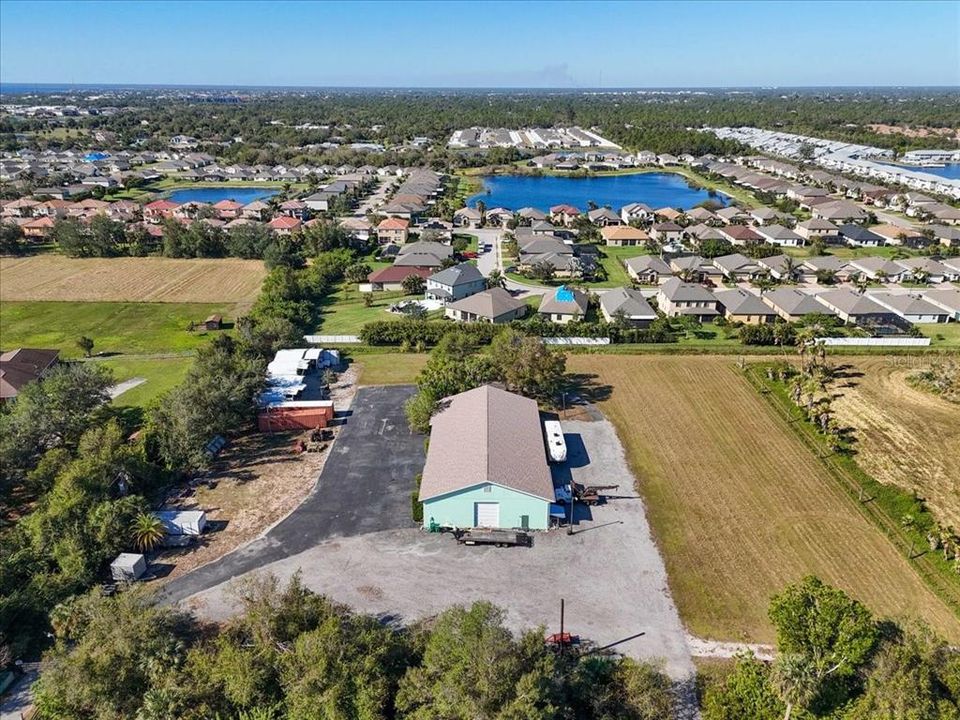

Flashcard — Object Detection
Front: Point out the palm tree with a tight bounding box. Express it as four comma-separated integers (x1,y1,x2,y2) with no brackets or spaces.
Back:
131,512,166,552
782,256,797,283
772,654,819,720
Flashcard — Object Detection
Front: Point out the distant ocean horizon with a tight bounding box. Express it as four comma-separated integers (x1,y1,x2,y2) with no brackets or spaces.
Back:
2,82,959,95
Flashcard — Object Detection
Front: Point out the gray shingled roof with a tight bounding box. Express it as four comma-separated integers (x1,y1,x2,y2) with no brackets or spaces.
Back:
447,287,526,319
429,262,484,287
715,289,777,316
418,385,554,502
600,287,656,319
762,288,835,317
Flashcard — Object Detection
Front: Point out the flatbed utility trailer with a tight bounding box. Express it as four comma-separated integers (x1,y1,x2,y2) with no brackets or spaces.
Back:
573,482,619,506
455,529,533,548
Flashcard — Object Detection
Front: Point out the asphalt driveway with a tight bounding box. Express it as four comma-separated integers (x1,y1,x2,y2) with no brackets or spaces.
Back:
160,385,424,604
184,416,696,682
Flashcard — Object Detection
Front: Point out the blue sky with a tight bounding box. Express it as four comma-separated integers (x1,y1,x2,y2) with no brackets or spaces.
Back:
1,1,958,87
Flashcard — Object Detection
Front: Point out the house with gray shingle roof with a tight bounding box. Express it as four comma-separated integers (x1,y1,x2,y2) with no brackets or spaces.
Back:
624,255,672,284
418,385,555,530
761,288,837,321
656,278,719,321
715,288,779,324
538,285,589,324
445,288,527,324
600,287,657,326
425,263,486,304
814,290,902,327
868,293,950,324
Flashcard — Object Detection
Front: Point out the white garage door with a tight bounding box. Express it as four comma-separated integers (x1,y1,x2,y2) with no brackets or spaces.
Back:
474,502,500,528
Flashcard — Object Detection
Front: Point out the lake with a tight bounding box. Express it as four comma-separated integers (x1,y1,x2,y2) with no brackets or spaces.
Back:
468,172,727,212
166,187,279,204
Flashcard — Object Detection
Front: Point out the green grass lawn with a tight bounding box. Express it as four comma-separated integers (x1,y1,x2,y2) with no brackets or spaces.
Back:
0,301,238,357
317,284,413,335
352,352,428,385
919,322,960,348
92,356,193,408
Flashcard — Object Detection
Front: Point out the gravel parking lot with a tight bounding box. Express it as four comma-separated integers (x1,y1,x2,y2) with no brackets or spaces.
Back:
184,416,695,681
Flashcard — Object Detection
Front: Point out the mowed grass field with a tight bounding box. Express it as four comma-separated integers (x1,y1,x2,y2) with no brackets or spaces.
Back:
831,356,960,529
353,352,428,386
0,256,266,306
566,354,960,643
0,301,238,356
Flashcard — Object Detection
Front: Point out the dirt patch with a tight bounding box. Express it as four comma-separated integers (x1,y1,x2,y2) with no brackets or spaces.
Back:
867,124,960,140
831,356,960,529
152,365,360,582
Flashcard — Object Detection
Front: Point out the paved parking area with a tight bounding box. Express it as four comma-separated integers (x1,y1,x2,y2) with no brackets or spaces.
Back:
161,385,424,604
184,416,695,681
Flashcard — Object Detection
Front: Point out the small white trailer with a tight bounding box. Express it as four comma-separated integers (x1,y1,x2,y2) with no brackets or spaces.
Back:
543,420,567,463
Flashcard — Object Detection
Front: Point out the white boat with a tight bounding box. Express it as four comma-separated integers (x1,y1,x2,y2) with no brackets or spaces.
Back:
543,420,567,463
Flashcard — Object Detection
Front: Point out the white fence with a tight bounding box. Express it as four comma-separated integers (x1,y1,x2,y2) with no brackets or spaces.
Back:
304,335,361,344
815,337,931,347
542,337,611,346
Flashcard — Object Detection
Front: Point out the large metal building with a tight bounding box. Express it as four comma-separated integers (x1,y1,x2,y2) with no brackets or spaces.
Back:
418,385,554,531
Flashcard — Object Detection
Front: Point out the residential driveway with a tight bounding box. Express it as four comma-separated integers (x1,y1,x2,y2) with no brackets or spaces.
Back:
160,385,424,604
182,416,695,682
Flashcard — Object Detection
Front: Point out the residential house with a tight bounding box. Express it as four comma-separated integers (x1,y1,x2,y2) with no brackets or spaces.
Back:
838,224,884,248
811,200,867,223
538,285,589,324
713,253,764,281
715,288,778,324
453,207,482,228
755,224,805,247
620,202,653,225
847,257,911,283
213,200,243,220
796,218,839,241
587,207,621,226
800,255,854,284
670,255,723,283
22,216,54,239
749,207,786,226
715,206,749,224
924,288,960,321
0,348,59,402
517,207,548,223
686,206,718,224
756,254,798,281
550,204,581,227
650,221,683,243
814,289,902,328
418,385,555,531
653,207,682,222
656,277,719,321
761,288,837,322
279,200,309,220
143,199,178,223
366,266,432,292
268,216,301,235
869,224,926,247
929,225,960,248
624,255,672,284
599,287,656,326
425,263,486,304
894,257,953,284
445,288,527,323
377,217,410,244
869,293,950,324
340,216,373,241
242,200,272,221
601,225,648,247
719,225,763,246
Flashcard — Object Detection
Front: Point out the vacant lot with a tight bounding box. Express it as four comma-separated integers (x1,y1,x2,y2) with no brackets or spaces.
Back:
831,356,960,529
354,352,428,385
0,256,266,305
95,356,193,408
0,301,237,356
566,354,960,643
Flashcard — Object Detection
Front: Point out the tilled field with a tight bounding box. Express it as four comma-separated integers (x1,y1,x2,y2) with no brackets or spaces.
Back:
567,354,960,643
0,255,266,305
